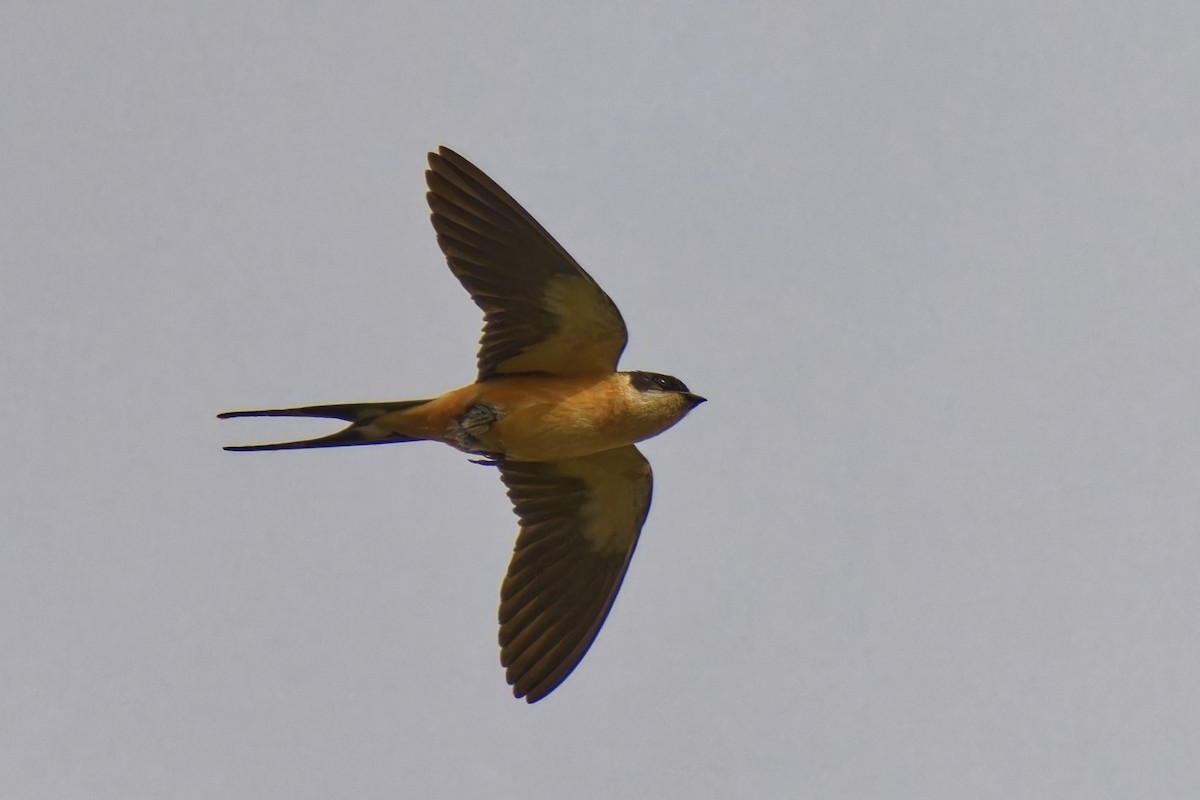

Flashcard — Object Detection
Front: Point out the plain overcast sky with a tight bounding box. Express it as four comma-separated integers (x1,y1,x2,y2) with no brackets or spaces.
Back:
4,2,1199,798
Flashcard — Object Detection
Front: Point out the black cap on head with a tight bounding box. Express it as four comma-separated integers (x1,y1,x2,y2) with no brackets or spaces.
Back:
629,371,692,394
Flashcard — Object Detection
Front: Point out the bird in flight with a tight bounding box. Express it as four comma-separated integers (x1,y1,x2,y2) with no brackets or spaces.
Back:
220,147,704,702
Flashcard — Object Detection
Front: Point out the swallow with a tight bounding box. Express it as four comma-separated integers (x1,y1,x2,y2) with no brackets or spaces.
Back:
220,147,704,702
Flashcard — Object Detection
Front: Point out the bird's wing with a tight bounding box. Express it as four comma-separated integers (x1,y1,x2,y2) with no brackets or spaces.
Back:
426,146,628,380
495,445,652,702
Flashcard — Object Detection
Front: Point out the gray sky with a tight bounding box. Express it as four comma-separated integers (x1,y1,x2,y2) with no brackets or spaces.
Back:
4,2,1199,797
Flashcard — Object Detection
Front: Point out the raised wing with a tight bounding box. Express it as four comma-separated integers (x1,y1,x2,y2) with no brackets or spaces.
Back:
495,445,653,702
426,147,628,379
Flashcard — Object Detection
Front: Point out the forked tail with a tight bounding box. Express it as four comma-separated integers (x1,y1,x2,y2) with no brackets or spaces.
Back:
218,399,432,451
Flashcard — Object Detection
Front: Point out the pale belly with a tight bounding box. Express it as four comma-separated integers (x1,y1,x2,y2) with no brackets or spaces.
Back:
377,374,688,462
442,376,672,461
486,402,635,461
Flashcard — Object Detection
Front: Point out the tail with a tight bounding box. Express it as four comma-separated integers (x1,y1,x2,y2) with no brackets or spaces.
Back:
218,399,432,452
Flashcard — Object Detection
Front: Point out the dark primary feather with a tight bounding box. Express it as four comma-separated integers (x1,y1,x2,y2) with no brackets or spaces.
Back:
426,147,628,379
495,446,653,702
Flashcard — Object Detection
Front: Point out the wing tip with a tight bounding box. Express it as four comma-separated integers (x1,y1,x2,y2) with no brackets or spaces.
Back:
428,145,467,174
